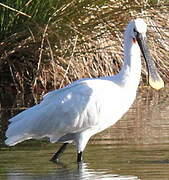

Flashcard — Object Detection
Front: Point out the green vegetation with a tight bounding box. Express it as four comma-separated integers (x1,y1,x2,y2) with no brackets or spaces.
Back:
0,0,109,39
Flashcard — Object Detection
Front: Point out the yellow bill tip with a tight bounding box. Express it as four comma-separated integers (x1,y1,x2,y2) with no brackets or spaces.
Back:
149,76,164,90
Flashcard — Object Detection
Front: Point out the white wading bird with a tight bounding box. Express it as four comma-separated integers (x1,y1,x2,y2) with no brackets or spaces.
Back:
5,19,164,163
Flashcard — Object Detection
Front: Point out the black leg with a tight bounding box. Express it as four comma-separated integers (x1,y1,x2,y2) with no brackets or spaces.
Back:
50,143,68,162
77,151,83,163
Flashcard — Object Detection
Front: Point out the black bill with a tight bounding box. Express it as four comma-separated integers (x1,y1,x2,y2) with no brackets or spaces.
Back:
136,33,164,90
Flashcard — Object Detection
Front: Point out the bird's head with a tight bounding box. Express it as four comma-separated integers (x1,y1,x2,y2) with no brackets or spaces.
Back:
125,18,147,41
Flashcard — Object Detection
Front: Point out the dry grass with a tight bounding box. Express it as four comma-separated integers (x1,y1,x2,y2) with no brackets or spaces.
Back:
0,1,169,101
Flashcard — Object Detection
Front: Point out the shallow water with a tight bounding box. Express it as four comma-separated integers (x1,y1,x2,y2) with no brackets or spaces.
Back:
1,143,169,180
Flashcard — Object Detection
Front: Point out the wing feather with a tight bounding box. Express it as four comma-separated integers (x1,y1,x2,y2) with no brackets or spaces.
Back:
5,81,100,145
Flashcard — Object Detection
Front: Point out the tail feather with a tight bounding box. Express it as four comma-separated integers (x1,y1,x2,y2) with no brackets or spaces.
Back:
5,135,32,146
5,103,45,146
5,101,61,146
5,117,35,146
9,104,40,123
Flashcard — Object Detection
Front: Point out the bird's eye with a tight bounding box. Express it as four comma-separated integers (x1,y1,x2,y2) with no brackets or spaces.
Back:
133,28,138,37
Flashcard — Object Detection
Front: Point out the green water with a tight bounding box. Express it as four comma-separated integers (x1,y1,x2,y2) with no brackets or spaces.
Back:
1,143,169,180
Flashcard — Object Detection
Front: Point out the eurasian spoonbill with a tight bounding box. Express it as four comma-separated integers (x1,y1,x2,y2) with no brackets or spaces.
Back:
5,18,164,163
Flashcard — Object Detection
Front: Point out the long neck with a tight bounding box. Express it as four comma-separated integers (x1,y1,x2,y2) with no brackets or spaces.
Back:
118,32,142,90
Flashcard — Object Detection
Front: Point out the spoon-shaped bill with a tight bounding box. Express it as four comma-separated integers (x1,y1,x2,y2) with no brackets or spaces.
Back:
136,34,164,90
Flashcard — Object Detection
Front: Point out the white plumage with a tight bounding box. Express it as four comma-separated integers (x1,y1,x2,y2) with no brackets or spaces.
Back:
5,18,164,162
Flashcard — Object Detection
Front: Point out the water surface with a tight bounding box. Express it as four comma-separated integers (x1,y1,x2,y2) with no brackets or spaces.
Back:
1,143,169,180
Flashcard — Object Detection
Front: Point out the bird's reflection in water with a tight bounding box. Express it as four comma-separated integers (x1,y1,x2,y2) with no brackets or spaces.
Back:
6,163,140,180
